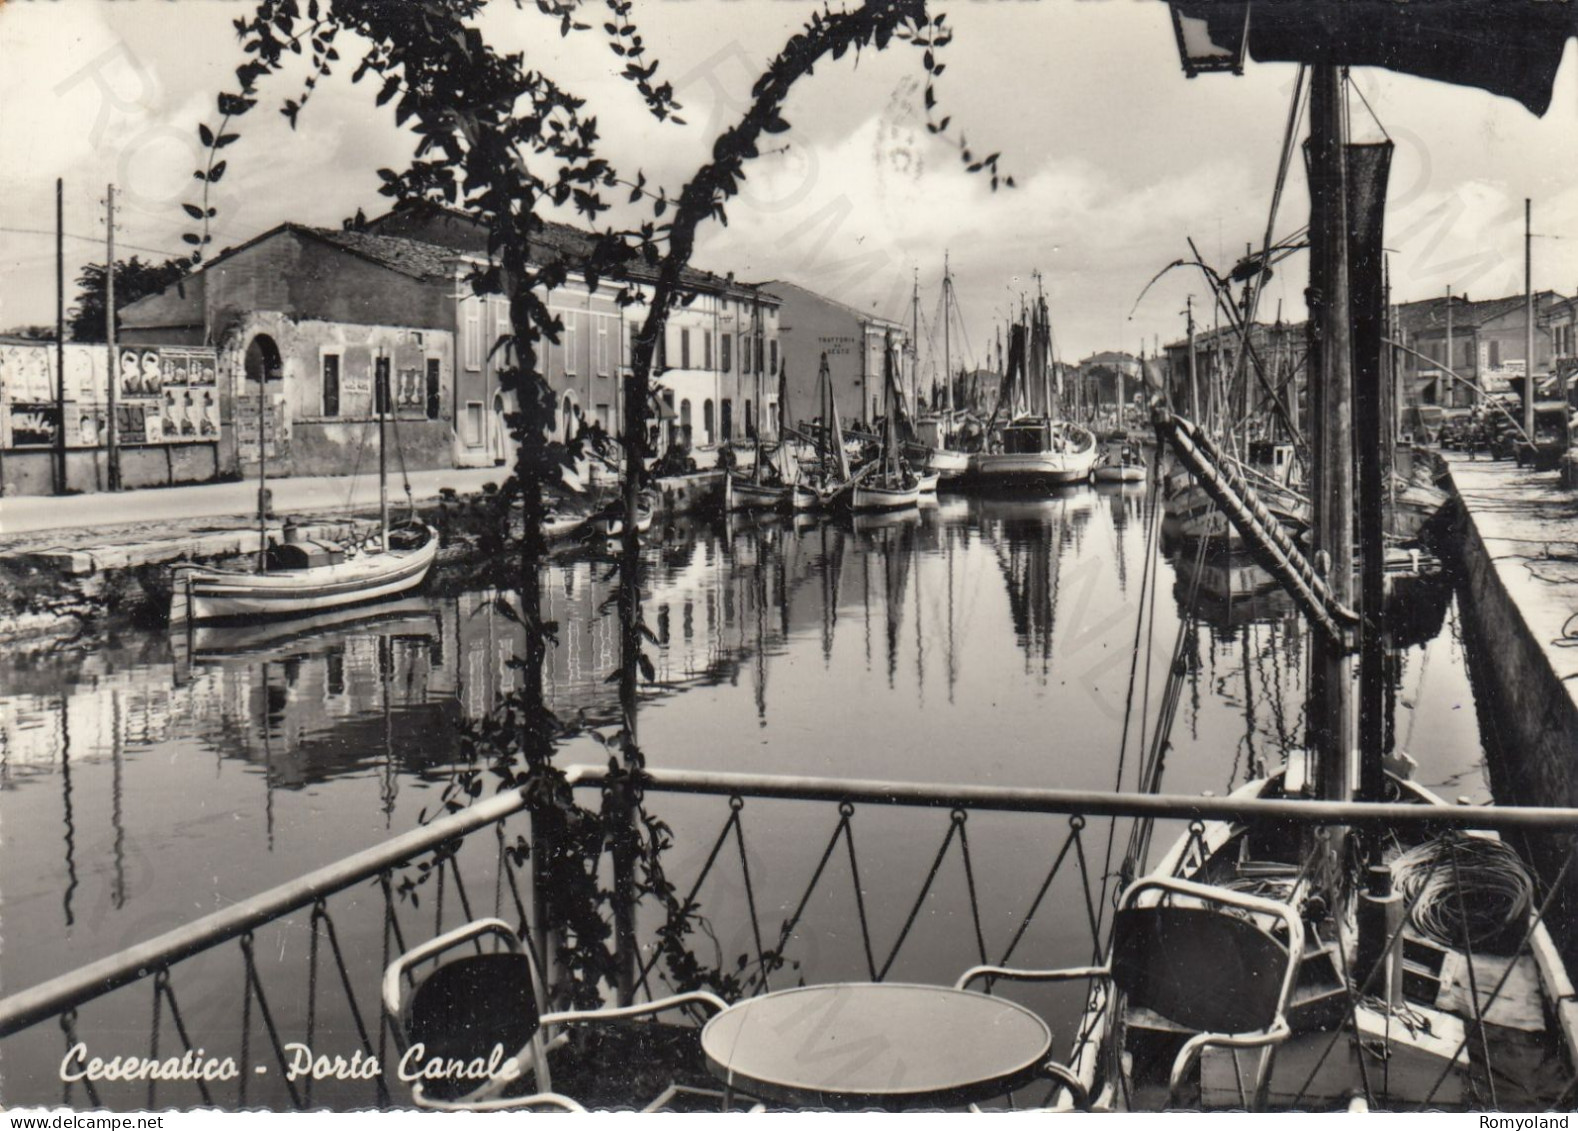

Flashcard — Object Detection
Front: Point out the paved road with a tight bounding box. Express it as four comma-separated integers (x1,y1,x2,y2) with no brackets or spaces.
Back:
0,466,510,539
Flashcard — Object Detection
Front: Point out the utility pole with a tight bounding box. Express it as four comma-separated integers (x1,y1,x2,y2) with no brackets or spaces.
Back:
1526,198,1536,441
55,178,66,495
1445,285,1454,407
105,184,120,492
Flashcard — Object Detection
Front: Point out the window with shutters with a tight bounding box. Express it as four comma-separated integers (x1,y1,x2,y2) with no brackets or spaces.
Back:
321,353,340,416
463,302,482,371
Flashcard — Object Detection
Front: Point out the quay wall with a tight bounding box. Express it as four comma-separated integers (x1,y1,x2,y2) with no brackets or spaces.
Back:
1444,456,1578,956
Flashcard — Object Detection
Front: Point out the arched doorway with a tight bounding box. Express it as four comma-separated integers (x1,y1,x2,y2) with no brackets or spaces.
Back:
243,334,283,384
560,392,581,442
241,334,285,475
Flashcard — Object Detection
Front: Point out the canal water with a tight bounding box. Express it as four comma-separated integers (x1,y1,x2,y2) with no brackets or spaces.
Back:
0,484,1487,1108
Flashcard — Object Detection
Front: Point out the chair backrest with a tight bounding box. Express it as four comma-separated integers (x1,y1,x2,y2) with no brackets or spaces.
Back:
403,951,544,1102
1110,904,1292,1034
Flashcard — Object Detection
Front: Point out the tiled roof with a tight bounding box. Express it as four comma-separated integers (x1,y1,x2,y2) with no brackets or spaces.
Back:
1399,292,1565,333
364,201,775,303
757,280,906,329
301,227,459,280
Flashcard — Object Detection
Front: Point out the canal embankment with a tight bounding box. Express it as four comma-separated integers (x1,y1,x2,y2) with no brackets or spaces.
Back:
0,465,726,643
1442,452,1578,952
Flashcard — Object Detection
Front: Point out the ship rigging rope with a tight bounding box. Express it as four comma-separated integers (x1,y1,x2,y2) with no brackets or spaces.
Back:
1391,834,1535,956
1096,464,1166,923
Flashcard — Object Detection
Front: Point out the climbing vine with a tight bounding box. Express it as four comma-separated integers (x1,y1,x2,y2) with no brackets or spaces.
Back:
192,0,1010,1010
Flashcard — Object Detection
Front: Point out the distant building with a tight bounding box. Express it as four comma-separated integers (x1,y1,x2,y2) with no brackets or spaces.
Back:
1161,322,1307,428
1076,350,1143,408
117,205,780,482
1394,291,1564,408
1540,294,1578,395
760,281,912,428
118,222,459,481
366,202,782,461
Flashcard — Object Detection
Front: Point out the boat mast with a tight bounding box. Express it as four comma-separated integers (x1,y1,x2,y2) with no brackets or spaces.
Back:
1120,344,1129,430
257,330,268,572
943,252,952,416
378,348,390,552
912,267,921,410
1306,63,1356,834
1525,198,1536,444
1187,294,1200,422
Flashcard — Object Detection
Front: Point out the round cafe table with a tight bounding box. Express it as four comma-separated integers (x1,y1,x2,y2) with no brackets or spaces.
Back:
699,982,1053,1110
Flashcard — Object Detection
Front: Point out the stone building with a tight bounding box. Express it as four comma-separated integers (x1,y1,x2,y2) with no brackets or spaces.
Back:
760,280,912,429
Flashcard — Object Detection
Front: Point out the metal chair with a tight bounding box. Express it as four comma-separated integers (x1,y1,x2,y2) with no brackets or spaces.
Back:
956,876,1304,1111
383,917,728,1112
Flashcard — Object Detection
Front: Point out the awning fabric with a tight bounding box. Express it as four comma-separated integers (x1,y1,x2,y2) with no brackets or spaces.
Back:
1172,2,1578,116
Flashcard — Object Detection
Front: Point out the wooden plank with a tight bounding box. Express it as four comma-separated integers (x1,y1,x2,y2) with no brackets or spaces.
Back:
1437,950,1546,1032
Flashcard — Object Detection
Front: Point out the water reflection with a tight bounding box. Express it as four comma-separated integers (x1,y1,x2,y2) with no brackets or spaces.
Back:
0,484,1483,1049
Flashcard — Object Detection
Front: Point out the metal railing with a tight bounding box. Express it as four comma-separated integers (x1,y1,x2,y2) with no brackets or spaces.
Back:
4,763,1578,1110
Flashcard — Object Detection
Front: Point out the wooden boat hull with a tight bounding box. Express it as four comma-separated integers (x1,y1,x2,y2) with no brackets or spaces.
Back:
1094,464,1147,482
592,508,655,538
915,470,941,495
1073,770,1578,1112
849,481,920,512
727,472,791,511
906,445,971,478
170,525,438,624
968,447,1098,487
792,481,844,511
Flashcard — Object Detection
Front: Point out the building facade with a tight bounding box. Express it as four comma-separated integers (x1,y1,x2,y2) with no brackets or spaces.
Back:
119,224,459,481
761,281,912,429
1161,322,1307,430
1394,291,1564,408
366,203,781,465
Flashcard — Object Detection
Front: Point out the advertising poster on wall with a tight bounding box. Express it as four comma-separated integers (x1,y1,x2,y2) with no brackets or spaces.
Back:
104,346,222,445
235,395,288,463
6,402,61,447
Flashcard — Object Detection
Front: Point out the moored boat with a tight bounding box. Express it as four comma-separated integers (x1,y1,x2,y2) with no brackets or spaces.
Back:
170,522,438,624
969,417,1098,487
1095,433,1149,482
169,362,437,626
726,470,791,511
849,475,920,512
1063,767,1578,1112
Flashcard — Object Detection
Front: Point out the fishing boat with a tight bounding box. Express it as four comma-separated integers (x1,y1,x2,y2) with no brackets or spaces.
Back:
170,361,436,625
727,357,796,510
970,416,1098,487
905,256,971,480
850,339,921,513
725,469,790,511
849,474,919,513
584,494,655,539
969,281,1099,488
1055,40,1578,1114
1094,432,1148,482
793,353,861,511
1062,767,1578,1112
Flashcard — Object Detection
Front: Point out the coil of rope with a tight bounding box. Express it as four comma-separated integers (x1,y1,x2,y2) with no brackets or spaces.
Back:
1391,833,1534,957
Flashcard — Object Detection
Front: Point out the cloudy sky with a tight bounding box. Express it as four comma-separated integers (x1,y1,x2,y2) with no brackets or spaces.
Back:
3,1,1577,365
